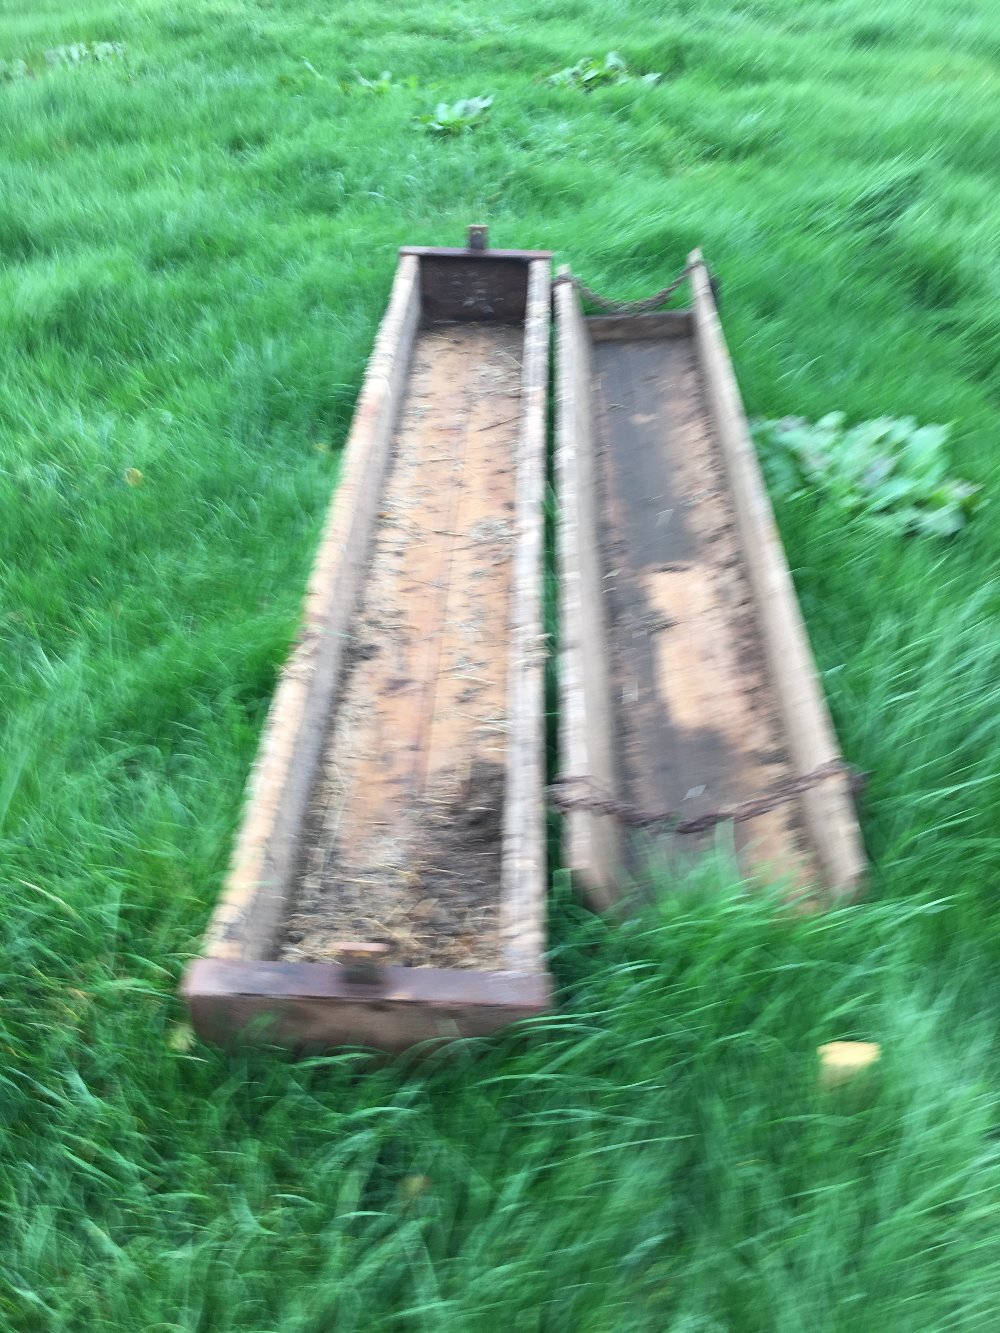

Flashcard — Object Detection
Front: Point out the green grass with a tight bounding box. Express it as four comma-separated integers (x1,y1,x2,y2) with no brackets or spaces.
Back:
4,0,1000,1327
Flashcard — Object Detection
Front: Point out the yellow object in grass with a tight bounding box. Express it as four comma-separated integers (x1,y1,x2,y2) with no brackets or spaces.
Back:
817,1040,881,1091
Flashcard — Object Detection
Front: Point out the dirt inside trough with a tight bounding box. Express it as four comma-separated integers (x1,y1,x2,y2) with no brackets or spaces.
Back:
279,324,523,970
592,332,818,889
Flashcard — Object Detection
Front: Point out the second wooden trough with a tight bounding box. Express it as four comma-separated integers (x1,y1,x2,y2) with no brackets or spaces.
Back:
555,253,866,911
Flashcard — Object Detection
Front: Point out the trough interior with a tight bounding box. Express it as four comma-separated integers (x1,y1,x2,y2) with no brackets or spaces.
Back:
587,324,818,889
237,255,539,972
280,321,524,969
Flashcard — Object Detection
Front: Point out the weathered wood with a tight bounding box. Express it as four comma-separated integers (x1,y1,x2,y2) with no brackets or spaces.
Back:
284,324,523,973
202,256,422,961
184,959,550,1052
596,332,812,886
400,247,552,259
688,249,865,901
587,311,692,342
499,260,550,971
415,255,550,323
555,269,622,910
185,247,553,1052
555,261,865,907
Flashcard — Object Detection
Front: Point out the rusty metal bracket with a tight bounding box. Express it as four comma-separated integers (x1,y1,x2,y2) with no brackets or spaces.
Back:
466,224,489,252
332,942,391,985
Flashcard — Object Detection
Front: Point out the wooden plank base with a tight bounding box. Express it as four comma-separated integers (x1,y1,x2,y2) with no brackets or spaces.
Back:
184,958,550,1052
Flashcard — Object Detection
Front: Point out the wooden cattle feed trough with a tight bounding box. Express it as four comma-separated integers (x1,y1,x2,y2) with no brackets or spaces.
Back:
183,243,552,1050
555,252,865,912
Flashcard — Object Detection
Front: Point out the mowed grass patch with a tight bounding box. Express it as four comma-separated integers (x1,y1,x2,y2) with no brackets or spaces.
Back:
3,0,1000,1327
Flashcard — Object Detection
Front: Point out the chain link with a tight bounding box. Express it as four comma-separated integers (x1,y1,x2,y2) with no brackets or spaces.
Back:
548,759,864,836
553,261,699,315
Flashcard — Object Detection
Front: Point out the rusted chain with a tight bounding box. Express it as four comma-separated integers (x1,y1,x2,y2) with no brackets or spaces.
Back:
553,260,698,315
548,759,865,835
